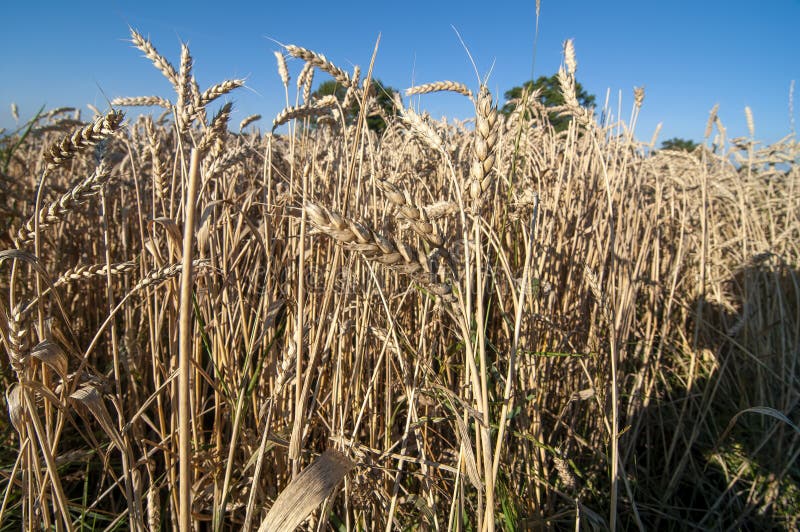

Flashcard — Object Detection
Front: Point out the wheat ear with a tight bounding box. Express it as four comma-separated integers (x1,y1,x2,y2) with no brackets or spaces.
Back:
43,110,124,172
17,161,113,243
406,81,473,100
305,203,455,301
285,45,351,86
129,28,180,88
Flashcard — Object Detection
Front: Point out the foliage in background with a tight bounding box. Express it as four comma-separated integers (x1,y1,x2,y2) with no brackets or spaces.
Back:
311,78,400,134
660,136,700,152
501,74,596,131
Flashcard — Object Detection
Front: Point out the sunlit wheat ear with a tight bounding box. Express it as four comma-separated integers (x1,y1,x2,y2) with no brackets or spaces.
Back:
406,81,473,100
145,117,169,200
199,79,245,107
5,302,28,375
378,180,445,248
272,95,337,131
284,44,351,86
129,28,180,88
297,62,314,103
54,260,137,289
563,39,577,75
398,100,444,152
342,66,362,110
43,110,123,172
745,106,755,138
634,86,645,110
111,96,172,109
131,259,211,292
176,43,193,124
274,51,290,88
304,203,455,302
705,103,719,139
17,160,113,244
239,114,262,132
469,86,498,202
198,102,232,157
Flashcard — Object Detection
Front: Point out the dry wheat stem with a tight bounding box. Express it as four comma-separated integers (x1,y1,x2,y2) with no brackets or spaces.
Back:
178,148,201,532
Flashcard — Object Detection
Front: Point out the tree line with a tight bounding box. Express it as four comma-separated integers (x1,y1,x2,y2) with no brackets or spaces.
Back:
310,76,698,152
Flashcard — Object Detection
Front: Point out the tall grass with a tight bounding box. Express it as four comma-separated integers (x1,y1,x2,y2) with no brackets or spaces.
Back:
0,28,798,530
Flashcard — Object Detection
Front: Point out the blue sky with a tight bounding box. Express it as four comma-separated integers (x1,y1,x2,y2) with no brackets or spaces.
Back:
2,1,798,145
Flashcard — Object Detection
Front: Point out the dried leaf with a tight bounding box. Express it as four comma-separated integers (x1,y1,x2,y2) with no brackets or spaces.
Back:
6,383,25,434
258,449,355,532
30,339,68,379
453,413,483,491
70,385,125,451
149,217,183,261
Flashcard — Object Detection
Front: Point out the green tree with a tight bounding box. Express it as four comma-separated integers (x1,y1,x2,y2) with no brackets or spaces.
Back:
660,137,699,152
501,74,596,132
311,79,400,134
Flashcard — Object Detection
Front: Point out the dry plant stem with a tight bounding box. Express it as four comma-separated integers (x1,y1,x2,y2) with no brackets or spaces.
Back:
492,197,537,481
242,399,276,532
215,329,259,531
178,148,201,532
4,32,798,530
288,167,309,470
101,189,143,531
22,388,73,531
590,133,621,531
342,34,380,216
474,216,494,532
287,35,381,469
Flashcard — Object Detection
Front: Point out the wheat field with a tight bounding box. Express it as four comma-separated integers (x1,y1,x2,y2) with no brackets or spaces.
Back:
0,27,798,531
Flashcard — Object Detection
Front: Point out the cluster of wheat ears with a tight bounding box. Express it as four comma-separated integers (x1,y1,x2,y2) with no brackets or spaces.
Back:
0,25,798,531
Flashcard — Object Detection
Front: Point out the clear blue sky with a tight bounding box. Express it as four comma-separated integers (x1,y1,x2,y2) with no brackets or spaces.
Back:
2,1,798,145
